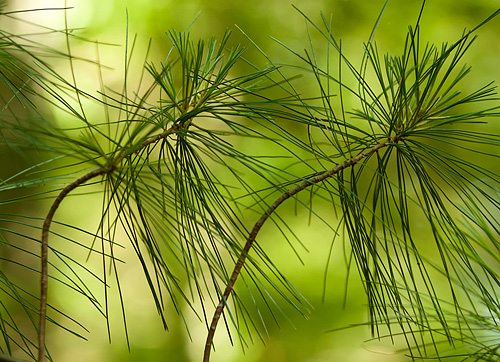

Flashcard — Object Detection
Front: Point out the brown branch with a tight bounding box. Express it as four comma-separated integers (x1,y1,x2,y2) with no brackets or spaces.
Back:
203,136,397,362
37,124,181,362
38,167,107,362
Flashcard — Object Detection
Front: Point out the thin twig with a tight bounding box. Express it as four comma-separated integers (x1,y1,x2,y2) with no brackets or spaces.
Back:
38,168,107,362
203,136,397,362
37,124,180,362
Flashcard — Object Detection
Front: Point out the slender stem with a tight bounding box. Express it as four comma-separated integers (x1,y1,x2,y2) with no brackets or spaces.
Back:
38,168,107,362
203,136,397,362
37,124,180,362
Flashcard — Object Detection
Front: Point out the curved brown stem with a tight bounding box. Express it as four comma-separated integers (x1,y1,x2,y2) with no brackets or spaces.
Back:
203,137,396,362
38,167,107,362
37,124,180,362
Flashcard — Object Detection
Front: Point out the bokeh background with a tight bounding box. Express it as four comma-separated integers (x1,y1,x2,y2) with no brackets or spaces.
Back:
1,0,500,361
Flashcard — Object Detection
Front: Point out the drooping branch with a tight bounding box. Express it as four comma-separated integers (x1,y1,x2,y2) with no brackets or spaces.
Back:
203,136,398,362
38,168,107,362
37,124,181,362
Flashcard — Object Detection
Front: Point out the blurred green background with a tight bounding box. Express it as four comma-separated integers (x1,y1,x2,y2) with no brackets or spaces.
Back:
2,0,500,361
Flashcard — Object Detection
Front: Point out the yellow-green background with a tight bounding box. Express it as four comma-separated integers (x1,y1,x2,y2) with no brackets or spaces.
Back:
2,0,500,361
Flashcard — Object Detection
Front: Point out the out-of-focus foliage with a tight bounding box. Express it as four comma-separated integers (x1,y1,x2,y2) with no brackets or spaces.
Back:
0,1,499,362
